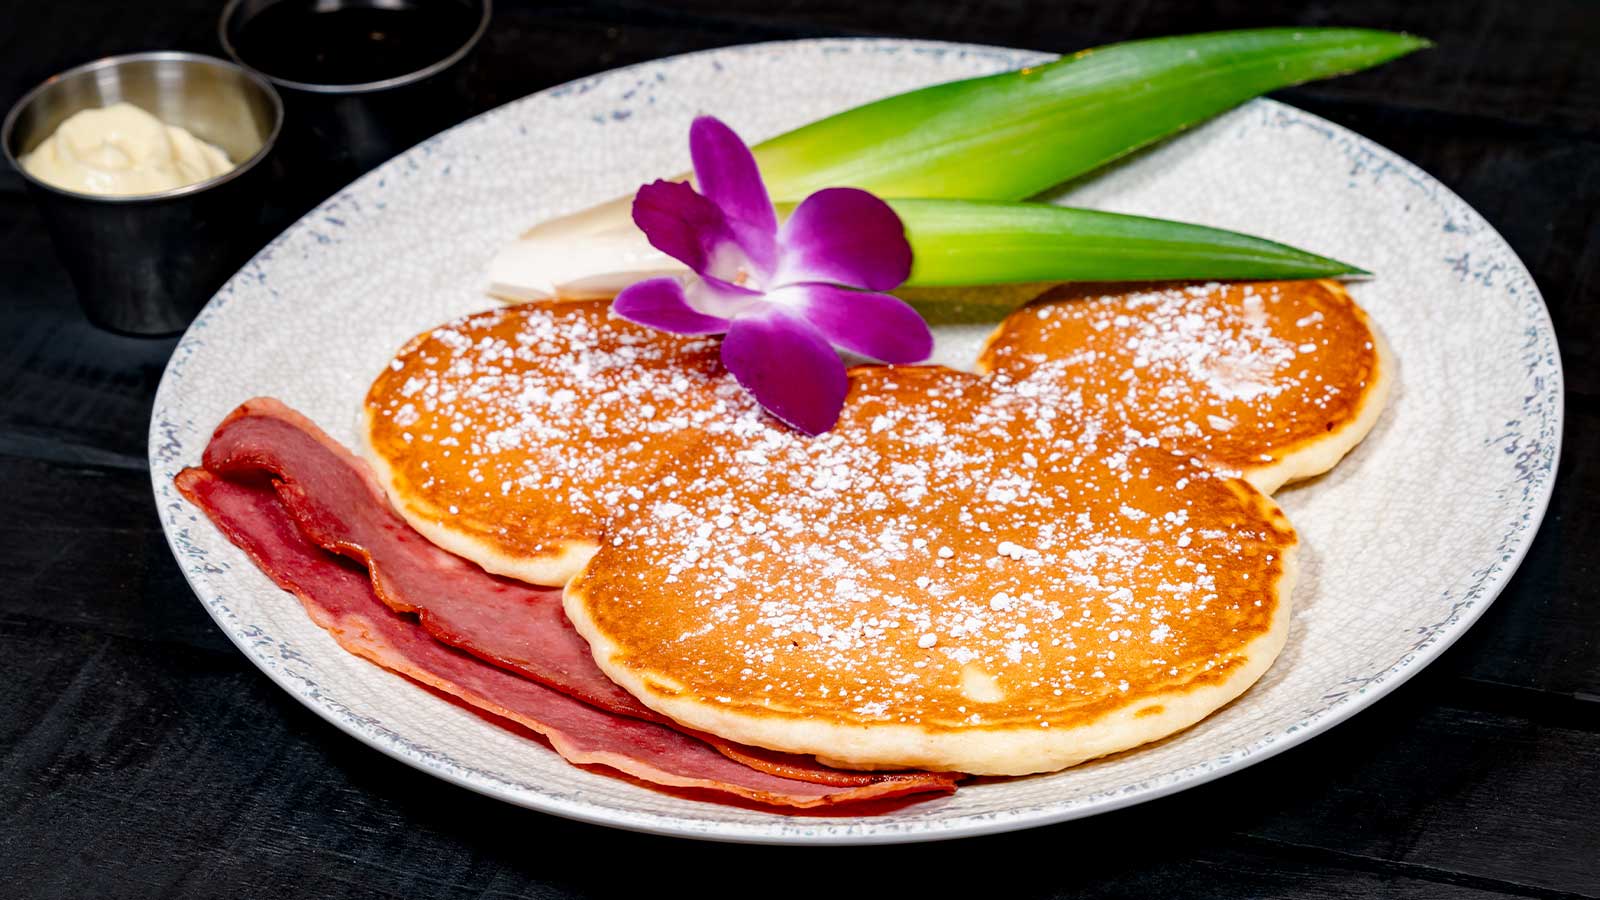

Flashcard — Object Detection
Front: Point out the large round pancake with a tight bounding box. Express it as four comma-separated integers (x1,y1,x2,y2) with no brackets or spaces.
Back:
564,366,1297,776
362,300,751,585
978,280,1392,493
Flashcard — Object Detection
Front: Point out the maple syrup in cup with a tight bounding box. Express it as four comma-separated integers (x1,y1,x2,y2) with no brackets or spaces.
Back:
220,0,490,193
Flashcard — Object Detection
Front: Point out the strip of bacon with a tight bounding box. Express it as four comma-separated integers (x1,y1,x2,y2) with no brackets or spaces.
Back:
177,466,956,808
198,398,952,791
202,399,654,720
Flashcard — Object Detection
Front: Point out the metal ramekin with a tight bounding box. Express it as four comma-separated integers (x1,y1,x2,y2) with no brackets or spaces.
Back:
3,52,284,334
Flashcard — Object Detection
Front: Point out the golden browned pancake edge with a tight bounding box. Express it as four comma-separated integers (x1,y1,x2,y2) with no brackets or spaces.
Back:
1256,297,1392,493
358,406,602,585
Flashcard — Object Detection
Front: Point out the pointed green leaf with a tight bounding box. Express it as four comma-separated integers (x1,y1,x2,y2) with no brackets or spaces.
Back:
889,199,1365,285
754,28,1429,201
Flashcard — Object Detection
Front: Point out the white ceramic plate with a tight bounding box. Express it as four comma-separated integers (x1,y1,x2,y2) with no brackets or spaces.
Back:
150,39,1563,844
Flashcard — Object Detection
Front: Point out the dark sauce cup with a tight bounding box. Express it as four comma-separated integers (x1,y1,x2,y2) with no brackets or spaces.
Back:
2,52,283,335
220,0,491,198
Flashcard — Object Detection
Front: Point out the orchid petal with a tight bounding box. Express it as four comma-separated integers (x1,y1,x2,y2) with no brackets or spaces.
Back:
631,179,736,275
774,282,933,365
721,313,848,436
690,117,779,278
612,277,731,335
776,188,912,291
690,117,778,235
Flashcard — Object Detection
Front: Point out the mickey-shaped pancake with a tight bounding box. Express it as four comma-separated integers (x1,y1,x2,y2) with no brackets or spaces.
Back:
364,280,1389,774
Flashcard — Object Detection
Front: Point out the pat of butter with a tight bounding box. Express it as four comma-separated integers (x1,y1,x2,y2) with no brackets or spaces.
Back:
21,102,234,197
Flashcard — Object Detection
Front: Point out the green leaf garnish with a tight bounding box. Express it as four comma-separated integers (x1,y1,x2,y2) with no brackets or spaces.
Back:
755,29,1430,201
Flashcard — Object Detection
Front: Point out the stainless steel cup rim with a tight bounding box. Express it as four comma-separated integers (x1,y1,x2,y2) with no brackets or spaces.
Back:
218,0,493,95
1,51,285,205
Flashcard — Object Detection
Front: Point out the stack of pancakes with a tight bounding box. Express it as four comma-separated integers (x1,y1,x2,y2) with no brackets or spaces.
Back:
362,280,1389,776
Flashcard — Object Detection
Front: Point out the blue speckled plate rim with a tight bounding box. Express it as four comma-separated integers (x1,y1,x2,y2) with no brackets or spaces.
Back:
148,37,1564,845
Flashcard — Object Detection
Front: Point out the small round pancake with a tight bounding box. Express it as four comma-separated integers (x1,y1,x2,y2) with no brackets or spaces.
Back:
978,280,1391,493
362,300,753,585
565,366,1297,776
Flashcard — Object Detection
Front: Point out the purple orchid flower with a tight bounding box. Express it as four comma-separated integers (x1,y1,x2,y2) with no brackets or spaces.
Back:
612,116,932,436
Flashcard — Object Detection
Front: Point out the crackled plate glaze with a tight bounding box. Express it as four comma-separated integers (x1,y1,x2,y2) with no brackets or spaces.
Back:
150,39,1562,844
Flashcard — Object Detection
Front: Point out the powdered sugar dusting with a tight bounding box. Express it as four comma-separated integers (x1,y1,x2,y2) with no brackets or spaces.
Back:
981,281,1378,474
367,288,1320,733
365,300,762,554
580,365,1294,729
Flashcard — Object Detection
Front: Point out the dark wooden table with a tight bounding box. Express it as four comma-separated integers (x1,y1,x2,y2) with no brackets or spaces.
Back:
3,1,1596,896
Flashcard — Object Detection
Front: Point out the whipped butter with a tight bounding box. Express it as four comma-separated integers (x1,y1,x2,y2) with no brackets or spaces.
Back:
21,102,235,196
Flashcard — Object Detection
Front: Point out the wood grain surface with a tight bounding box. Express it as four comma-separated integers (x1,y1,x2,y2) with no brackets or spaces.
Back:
1,1,1595,897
